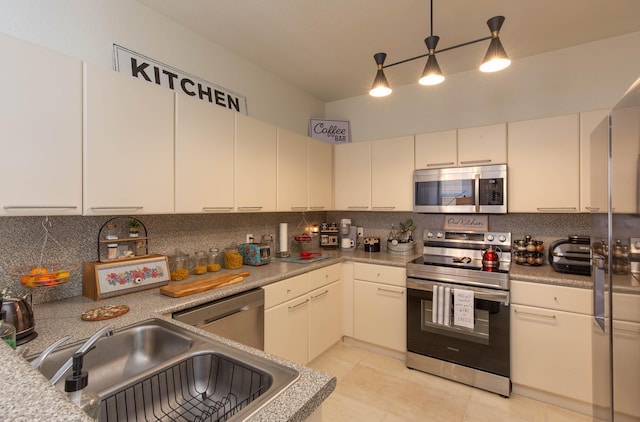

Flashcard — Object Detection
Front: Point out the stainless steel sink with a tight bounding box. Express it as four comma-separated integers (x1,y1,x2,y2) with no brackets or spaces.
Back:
32,318,299,421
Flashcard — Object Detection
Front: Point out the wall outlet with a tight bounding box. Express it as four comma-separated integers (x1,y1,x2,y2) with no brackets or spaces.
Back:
246,233,254,243
357,227,364,237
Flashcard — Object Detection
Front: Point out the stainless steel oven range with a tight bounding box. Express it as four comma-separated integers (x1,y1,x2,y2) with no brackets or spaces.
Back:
406,229,512,396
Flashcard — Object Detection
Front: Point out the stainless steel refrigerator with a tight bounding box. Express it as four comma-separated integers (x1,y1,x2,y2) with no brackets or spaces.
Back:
590,77,640,421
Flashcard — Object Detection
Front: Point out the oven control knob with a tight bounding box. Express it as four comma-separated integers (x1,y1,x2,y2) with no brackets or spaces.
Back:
426,231,434,238
436,232,443,238
486,234,494,241
498,235,507,242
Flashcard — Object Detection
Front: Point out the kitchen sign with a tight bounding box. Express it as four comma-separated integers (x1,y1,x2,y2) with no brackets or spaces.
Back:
309,119,351,144
443,215,488,232
113,45,248,115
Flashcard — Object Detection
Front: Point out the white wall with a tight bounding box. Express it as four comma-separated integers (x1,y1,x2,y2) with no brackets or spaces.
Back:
326,32,640,142
0,0,324,135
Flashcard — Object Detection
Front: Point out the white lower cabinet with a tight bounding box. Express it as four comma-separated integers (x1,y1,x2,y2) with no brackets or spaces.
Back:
264,264,342,365
353,263,406,353
612,293,640,419
510,281,593,405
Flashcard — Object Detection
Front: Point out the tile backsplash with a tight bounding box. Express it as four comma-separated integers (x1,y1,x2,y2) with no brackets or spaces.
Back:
1,211,635,304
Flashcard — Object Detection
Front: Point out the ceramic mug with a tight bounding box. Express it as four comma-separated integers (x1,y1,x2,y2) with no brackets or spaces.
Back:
341,238,355,248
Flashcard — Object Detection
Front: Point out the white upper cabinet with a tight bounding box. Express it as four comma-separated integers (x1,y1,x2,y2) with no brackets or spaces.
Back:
0,34,83,216
277,128,309,211
508,114,580,212
235,114,277,212
308,138,333,211
610,105,640,214
175,94,235,213
83,63,175,215
414,129,457,169
371,135,414,211
457,123,507,166
334,142,371,210
579,109,610,213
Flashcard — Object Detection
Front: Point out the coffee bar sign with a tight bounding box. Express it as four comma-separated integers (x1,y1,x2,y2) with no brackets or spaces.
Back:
113,45,248,115
309,119,351,144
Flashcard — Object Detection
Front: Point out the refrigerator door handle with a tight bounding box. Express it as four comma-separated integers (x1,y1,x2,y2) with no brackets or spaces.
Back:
592,254,606,332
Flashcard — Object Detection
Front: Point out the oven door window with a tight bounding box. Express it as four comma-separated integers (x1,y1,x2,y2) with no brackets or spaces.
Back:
407,286,510,377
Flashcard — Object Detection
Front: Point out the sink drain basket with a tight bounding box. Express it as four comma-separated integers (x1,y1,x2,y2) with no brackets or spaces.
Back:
101,353,268,421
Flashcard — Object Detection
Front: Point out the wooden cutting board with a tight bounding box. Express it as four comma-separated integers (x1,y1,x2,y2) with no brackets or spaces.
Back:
159,271,250,298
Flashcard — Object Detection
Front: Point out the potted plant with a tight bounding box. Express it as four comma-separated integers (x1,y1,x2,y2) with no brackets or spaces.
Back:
127,219,141,238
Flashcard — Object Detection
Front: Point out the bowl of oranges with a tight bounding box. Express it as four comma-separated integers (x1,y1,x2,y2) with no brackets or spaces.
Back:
11,263,79,288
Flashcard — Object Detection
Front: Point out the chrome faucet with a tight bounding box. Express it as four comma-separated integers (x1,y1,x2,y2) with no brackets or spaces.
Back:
49,324,114,385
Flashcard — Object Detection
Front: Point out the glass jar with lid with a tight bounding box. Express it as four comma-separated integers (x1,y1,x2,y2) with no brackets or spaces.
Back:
224,247,243,269
192,251,208,275
207,248,221,272
168,250,190,281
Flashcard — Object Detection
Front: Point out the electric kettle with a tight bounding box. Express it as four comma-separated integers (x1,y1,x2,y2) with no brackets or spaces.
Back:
482,245,501,271
1,289,35,340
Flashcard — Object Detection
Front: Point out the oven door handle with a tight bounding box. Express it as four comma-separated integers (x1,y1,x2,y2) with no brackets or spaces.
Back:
407,278,509,305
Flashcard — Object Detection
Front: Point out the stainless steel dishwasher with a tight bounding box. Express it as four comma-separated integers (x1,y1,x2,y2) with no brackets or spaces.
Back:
173,288,264,350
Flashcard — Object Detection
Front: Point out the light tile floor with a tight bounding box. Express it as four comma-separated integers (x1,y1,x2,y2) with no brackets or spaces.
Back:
308,342,594,422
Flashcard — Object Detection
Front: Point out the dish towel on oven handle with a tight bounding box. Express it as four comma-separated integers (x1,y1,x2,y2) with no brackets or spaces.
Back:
454,288,475,329
443,286,451,326
432,285,439,324
432,285,452,326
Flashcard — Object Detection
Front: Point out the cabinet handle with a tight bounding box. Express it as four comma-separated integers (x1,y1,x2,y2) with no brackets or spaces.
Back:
309,206,325,210
290,206,309,211
4,205,78,210
585,207,600,212
347,206,369,210
426,162,455,167
514,309,556,320
459,159,492,165
202,207,233,212
310,290,329,300
372,206,395,211
536,207,577,212
377,287,404,296
90,206,143,211
237,206,263,211
288,299,309,311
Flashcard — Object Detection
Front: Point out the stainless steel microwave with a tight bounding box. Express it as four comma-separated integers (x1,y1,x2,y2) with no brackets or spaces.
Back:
413,164,507,213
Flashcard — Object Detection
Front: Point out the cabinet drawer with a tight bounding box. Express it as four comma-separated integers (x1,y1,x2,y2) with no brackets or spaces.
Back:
263,273,309,309
613,293,640,323
309,264,341,290
511,280,591,314
354,263,405,287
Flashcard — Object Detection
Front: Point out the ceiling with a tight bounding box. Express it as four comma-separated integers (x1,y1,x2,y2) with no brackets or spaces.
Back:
138,0,640,102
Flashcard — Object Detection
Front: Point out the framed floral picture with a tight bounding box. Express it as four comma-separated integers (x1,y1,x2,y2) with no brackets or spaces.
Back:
82,254,170,300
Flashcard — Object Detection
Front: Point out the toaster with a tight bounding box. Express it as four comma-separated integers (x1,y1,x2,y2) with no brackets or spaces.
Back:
548,235,591,276
238,243,271,266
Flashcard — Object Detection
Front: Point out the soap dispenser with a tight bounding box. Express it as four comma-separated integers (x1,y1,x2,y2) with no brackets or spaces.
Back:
65,348,101,420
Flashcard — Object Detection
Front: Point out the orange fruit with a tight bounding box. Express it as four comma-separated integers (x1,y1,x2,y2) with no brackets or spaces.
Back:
30,267,48,275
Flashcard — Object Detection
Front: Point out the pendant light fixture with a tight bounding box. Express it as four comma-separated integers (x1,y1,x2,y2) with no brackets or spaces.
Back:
369,0,511,97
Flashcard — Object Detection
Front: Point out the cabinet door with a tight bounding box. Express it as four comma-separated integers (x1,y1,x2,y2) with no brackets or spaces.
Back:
353,280,406,352
175,94,235,213
579,109,609,213
371,136,414,211
308,138,333,211
457,123,507,166
0,34,82,216
264,295,309,365
84,63,175,215
508,114,580,212
610,105,640,213
613,320,640,418
414,130,457,169
277,128,309,211
235,114,277,212
309,280,343,361
334,142,371,210
511,304,593,403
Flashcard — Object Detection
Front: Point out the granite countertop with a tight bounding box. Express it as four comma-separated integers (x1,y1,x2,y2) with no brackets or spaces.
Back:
0,249,418,422
3,248,636,421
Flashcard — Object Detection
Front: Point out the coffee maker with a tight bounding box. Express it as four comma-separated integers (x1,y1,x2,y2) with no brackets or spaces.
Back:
340,219,357,251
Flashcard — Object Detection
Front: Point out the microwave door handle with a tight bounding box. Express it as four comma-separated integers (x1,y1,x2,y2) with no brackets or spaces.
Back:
474,173,480,212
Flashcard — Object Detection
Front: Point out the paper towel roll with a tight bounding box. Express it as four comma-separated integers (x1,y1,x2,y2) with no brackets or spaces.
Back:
279,223,288,253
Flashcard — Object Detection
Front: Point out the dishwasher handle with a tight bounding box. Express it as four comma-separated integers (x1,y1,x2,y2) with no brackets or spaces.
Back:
173,288,264,327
